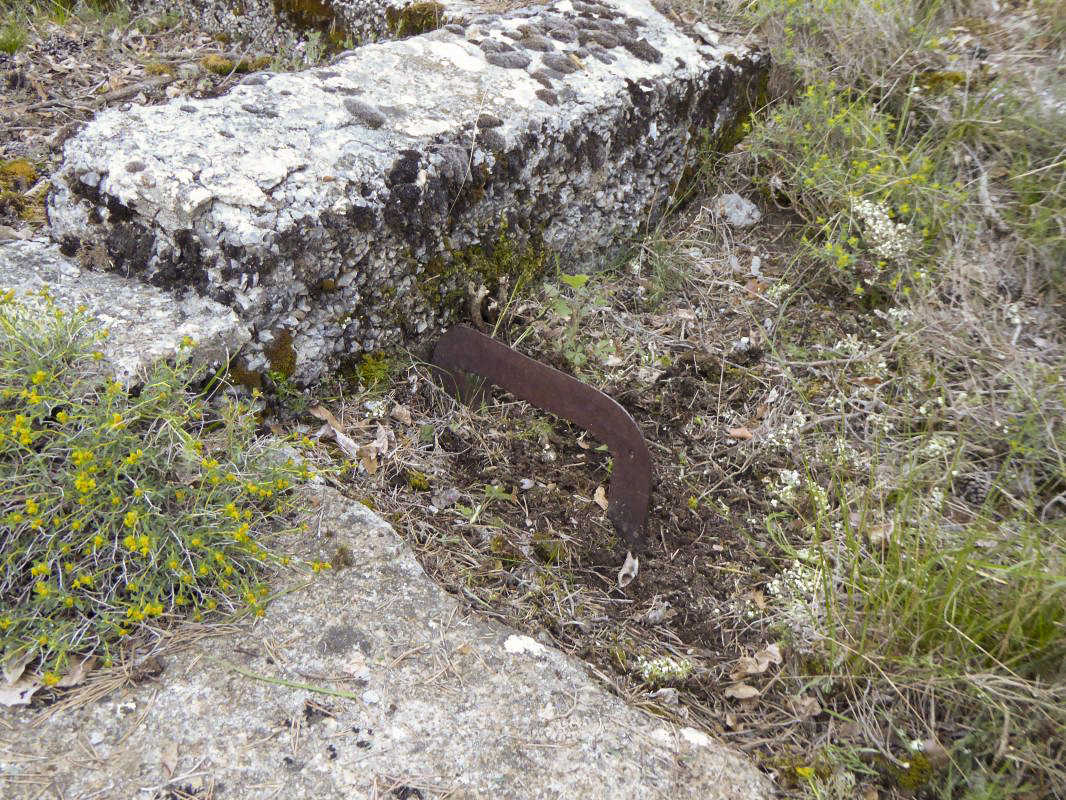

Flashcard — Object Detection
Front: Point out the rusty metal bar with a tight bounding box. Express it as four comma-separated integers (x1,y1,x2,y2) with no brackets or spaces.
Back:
431,325,653,550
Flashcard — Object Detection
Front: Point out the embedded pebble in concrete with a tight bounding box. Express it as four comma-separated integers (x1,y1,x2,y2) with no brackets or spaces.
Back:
48,0,768,385
485,49,532,68
0,485,774,799
343,97,388,129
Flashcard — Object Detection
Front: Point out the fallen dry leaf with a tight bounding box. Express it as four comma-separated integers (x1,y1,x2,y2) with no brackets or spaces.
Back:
356,444,378,475
161,740,179,779
333,430,361,461
0,677,40,707
309,404,345,433
726,427,753,440
56,654,95,688
724,683,760,700
3,650,32,685
351,424,393,473
617,551,639,588
793,694,821,719
730,643,782,680
593,485,609,510
389,404,412,425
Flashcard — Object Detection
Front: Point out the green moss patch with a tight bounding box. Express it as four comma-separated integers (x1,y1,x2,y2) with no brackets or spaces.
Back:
385,2,444,38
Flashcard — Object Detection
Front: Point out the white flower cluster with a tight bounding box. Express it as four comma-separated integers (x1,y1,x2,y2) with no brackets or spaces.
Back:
766,558,821,626
765,469,802,509
833,333,865,356
765,412,806,448
920,433,955,459
853,198,912,262
637,655,693,685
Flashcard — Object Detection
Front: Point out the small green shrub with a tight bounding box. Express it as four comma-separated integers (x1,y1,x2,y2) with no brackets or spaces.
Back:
0,290,308,681
541,273,613,369
744,81,968,297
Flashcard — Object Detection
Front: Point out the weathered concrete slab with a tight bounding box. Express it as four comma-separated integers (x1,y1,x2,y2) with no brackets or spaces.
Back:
0,483,773,799
0,236,249,386
49,0,767,384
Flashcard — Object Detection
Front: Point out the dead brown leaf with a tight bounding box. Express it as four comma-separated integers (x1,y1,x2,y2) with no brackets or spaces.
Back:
0,677,40,707
726,427,753,440
309,404,345,433
593,485,609,510
724,683,760,700
161,740,179,779
389,404,412,425
3,650,33,685
56,654,95,688
729,643,782,680
793,694,821,719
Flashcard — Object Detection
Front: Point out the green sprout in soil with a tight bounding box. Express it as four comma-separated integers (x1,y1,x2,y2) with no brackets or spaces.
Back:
0,290,308,681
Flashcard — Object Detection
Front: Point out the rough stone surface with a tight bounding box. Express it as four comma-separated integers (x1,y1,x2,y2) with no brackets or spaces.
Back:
0,484,773,799
49,0,767,384
0,237,249,385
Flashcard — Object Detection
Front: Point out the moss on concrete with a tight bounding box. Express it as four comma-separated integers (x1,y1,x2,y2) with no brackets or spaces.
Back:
273,0,352,48
0,158,45,223
262,328,297,378
385,2,444,38
420,217,553,313
201,53,272,75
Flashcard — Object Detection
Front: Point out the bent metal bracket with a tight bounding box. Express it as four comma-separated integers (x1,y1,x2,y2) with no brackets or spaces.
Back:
431,325,653,550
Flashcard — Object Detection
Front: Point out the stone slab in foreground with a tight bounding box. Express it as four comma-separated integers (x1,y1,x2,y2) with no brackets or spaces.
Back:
49,0,767,384
0,237,249,386
0,484,773,799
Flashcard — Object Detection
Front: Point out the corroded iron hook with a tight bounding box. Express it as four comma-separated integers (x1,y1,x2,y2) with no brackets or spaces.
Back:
431,325,653,550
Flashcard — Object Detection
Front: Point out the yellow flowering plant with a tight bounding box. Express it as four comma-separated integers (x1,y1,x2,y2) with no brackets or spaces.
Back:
0,291,304,678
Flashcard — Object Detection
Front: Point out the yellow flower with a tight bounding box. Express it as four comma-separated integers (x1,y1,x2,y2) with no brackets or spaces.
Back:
31,370,47,385
124,510,139,529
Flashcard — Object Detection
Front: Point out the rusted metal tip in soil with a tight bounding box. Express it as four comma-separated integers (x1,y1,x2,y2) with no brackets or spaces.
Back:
431,325,653,550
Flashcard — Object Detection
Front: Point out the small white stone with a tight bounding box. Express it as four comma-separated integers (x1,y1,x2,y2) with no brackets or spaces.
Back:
504,635,546,656
714,193,761,228
681,727,713,747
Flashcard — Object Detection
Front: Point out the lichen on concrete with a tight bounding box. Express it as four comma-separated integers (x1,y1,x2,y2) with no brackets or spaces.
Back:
49,0,767,385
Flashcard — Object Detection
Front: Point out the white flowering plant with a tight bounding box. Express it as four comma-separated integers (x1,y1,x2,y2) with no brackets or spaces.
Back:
742,80,969,298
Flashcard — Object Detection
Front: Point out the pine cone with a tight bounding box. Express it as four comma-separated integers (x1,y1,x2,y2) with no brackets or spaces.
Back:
953,472,992,506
